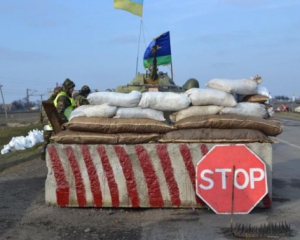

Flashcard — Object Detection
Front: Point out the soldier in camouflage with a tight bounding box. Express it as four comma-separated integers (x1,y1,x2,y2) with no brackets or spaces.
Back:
75,85,91,107
40,86,62,160
54,78,76,125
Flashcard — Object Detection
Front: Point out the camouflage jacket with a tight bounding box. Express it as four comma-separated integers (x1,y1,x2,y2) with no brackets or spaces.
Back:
55,93,74,123
75,94,89,107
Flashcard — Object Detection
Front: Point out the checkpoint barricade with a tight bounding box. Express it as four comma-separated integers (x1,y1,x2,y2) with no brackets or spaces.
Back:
45,142,272,209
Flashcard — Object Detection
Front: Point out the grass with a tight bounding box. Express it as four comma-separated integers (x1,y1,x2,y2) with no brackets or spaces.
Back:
0,123,44,171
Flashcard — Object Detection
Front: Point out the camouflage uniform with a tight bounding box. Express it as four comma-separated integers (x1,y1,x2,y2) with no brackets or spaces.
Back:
75,85,91,107
40,86,62,160
55,78,76,124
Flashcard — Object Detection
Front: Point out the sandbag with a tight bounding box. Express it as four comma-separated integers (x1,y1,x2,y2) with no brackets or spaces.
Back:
174,114,283,136
186,88,237,107
65,117,175,134
170,106,223,122
70,104,117,120
51,130,160,144
240,94,269,104
114,107,165,121
220,102,268,118
159,128,273,143
257,85,272,99
87,91,142,107
206,77,260,95
138,92,191,111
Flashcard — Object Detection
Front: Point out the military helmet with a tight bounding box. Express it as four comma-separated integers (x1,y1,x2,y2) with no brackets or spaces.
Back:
80,85,91,95
183,78,200,90
63,78,75,89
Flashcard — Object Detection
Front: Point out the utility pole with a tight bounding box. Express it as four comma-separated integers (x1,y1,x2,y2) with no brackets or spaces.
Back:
0,85,8,118
26,88,29,109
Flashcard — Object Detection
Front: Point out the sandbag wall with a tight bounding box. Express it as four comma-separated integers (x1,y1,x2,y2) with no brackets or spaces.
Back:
51,76,282,144
46,76,279,208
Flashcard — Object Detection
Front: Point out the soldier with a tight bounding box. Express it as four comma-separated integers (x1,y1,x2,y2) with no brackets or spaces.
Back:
40,86,62,160
75,85,91,107
54,78,76,126
72,91,79,100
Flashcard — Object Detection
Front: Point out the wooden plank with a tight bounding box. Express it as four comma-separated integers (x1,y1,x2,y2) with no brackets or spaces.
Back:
42,101,63,134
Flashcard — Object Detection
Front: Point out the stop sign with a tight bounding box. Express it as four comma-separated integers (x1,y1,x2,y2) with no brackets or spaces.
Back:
196,144,268,214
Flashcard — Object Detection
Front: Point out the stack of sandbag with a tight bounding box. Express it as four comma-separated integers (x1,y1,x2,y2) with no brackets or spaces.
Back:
170,76,272,122
70,90,191,122
160,81,279,143
206,76,273,117
171,88,236,122
160,114,282,144
52,118,176,144
52,90,185,144
163,76,279,144
51,77,281,145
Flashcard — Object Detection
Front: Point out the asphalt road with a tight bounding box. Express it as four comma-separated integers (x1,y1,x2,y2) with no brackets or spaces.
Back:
0,116,300,240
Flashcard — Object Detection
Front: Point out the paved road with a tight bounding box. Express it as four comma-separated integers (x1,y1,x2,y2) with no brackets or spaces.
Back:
0,116,300,239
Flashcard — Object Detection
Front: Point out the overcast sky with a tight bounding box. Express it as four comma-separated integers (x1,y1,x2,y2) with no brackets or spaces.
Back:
0,0,299,104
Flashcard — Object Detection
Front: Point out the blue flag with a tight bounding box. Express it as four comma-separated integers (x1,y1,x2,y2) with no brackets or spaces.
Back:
143,32,172,69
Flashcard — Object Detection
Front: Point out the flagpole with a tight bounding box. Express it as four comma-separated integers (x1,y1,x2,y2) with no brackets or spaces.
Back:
170,62,174,81
136,19,143,76
170,31,174,80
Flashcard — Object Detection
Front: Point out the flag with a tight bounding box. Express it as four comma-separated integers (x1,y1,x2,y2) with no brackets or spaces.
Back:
143,31,172,69
114,0,143,17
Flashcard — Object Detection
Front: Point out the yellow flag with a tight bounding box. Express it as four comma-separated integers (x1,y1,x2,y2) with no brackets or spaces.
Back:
114,0,143,17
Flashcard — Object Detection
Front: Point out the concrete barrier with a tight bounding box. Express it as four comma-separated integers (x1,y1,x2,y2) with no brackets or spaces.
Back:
45,143,272,208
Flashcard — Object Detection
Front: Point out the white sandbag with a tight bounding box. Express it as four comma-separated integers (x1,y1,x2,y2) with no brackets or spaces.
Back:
114,107,166,121
1,129,44,155
70,104,117,120
9,137,26,150
138,92,191,111
87,91,142,107
69,105,90,119
170,105,223,122
186,88,237,107
220,102,268,118
295,106,300,113
257,86,272,99
27,130,44,147
206,76,261,95
1,144,11,155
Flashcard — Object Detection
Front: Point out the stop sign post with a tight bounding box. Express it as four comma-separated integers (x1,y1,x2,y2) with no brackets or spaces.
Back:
196,144,268,214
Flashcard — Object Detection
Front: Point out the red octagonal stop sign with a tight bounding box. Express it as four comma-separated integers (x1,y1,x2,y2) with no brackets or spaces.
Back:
196,144,268,214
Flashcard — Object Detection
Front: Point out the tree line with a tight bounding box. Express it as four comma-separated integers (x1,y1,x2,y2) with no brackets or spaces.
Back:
0,98,40,111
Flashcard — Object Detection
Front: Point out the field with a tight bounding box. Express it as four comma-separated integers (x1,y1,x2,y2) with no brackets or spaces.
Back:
0,111,43,171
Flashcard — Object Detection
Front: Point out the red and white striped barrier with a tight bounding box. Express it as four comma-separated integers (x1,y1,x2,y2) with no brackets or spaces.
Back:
45,143,272,208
